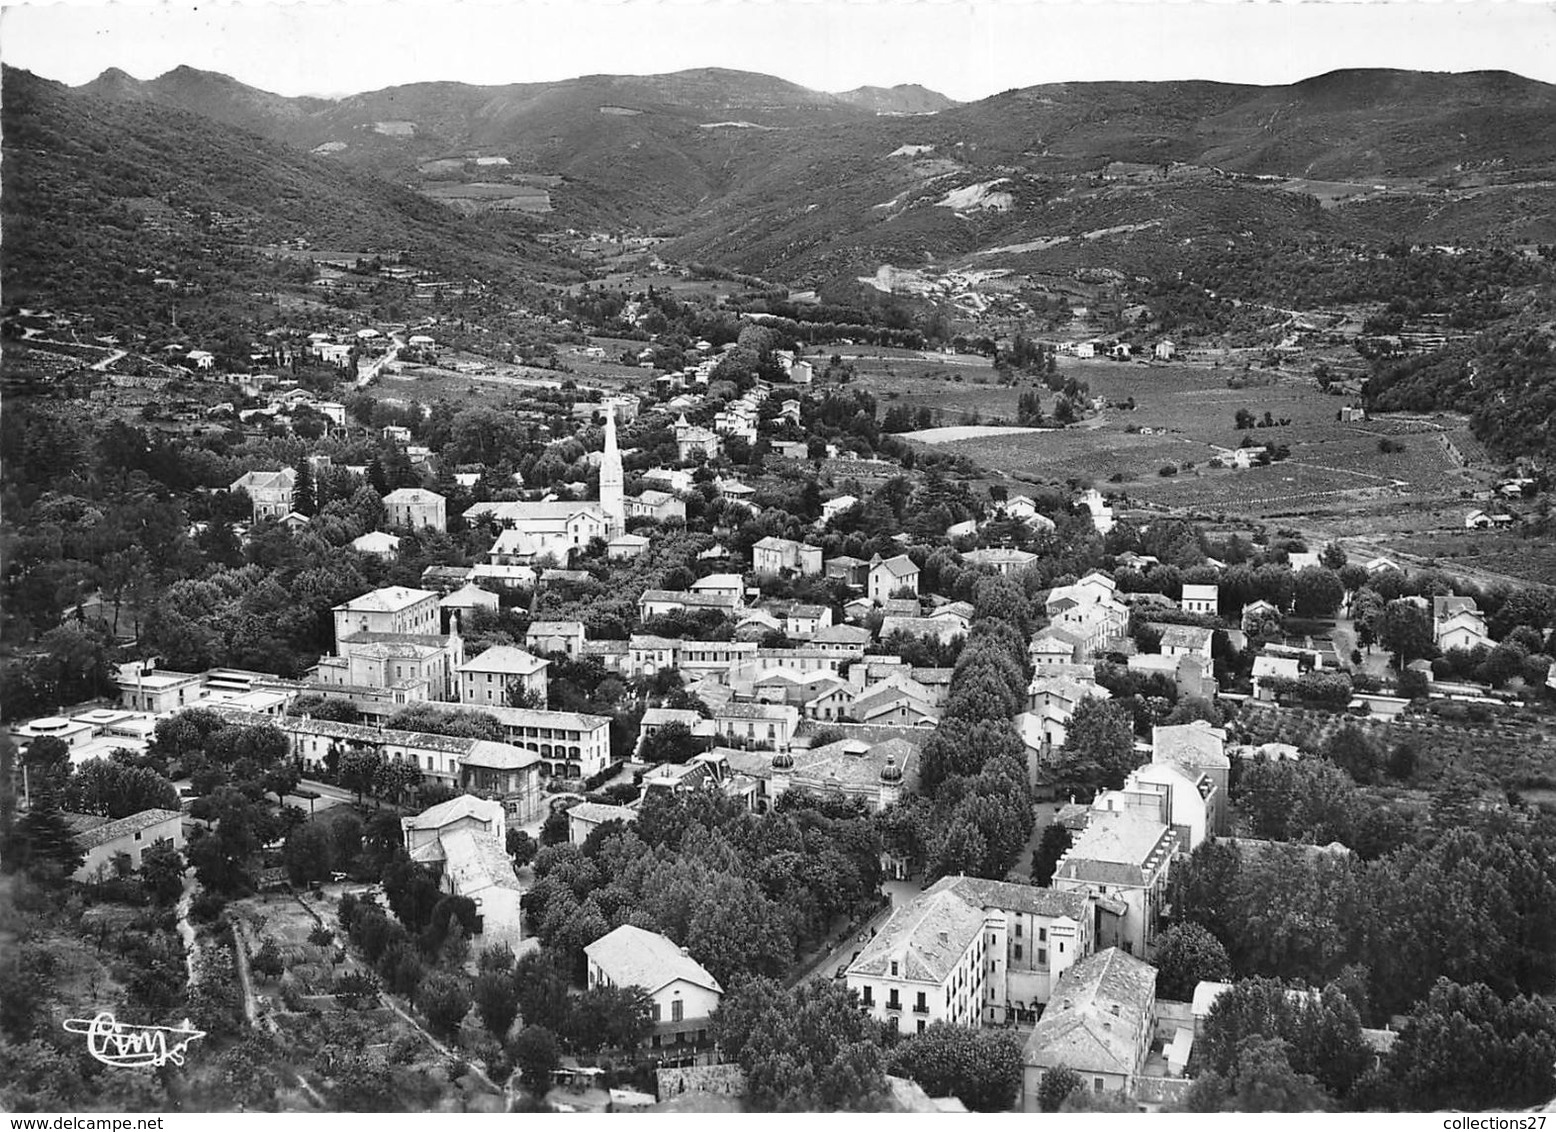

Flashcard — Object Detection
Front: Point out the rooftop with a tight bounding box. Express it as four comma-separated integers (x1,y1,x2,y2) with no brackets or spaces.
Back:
459,645,548,676
847,887,991,985
585,924,722,995
64,808,182,852
1024,948,1157,1075
334,586,438,614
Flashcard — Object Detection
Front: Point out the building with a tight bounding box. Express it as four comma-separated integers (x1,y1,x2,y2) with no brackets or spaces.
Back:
383,488,447,532
1152,720,1230,834
822,495,860,525
439,583,499,629
713,702,799,750
402,795,523,948
1094,760,1215,851
928,876,1094,1021
64,808,183,883
333,586,441,640
459,645,549,708
566,801,639,846
845,887,1004,1036
1432,596,1492,652
585,926,723,1050
230,468,296,521
608,532,650,560
625,489,686,524
752,536,823,577
465,500,613,563
1051,810,1177,958
1158,623,1214,660
350,531,401,559
1180,584,1219,617
826,556,869,587
869,554,920,603
598,405,626,538
526,621,586,659
673,416,722,461
1021,949,1158,1109
962,547,1038,576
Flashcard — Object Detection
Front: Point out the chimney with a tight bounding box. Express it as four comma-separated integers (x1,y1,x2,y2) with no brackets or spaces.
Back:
679,946,690,956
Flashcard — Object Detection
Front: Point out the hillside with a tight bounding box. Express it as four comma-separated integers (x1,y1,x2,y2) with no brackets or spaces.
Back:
1,66,566,330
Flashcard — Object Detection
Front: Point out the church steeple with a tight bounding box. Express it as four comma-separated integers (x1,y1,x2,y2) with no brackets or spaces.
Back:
600,403,625,538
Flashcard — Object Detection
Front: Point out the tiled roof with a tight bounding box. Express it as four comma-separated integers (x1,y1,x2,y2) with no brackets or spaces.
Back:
383,488,445,504
585,925,722,995
566,802,639,826
1153,721,1229,770
528,621,584,636
927,875,1091,921
334,586,438,613
847,888,989,984
459,645,548,675
873,554,918,577
64,808,181,851
1023,948,1157,1075
1158,624,1214,650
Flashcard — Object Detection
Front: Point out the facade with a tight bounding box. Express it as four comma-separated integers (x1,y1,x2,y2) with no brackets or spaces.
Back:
1180,584,1219,617
65,808,184,883
383,488,448,532
566,801,639,846
1021,949,1158,1109
868,554,920,602
713,702,799,750
585,925,723,1049
599,405,626,538
458,645,549,708
1152,720,1230,834
333,586,440,641
845,888,1005,1036
962,547,1038,576
230,468,296,521
752,536,823,577
1051,810,1177,959
526,621,586,658
350,531,401,559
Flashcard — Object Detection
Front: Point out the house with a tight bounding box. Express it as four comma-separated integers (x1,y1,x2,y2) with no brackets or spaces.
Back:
384,488,447,532
467,501,612,563
963,548,1038,576
566,801,639,846
844,886,1004,1036
1029,626,1087,668
811,624,874,658
752,537,823,577
1021,949,1157,1110
625,489,686,523
439,583,499,629
1158,624,1214,660
1153,340,1175,361
401,795,523,948
585,926,723,1050
1095,760,1215,850
458,645,549,708
608,532,650,560
821,495,860,525
869,554,920,602
826,556,869,587
673,416,721,461
1180,584,1219,617
1152,720,1229,834
639,589,742,621
1051,811,1176,958
691,573,745,601
1078,489,1115,535
928,876,1095,1020
1365,556,1403,575
230,468,296,521
350,531,401,559
713,702,799,750
877,616,964,648
1435,606,1493,653
65,808,184,883
333,586,441,641
1241,599,1281,634
1252,653,1300,701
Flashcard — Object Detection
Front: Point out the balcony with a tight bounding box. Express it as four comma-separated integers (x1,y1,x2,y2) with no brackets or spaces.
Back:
912,1004,929,1015
885,999,902,1012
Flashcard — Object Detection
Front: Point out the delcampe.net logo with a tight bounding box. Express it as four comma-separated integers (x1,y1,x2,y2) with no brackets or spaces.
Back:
62,1012,207,1068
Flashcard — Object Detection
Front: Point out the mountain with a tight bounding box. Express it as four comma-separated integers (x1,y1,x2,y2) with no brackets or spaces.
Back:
1,66,564,335
46,63,1556,290
833,84,959,115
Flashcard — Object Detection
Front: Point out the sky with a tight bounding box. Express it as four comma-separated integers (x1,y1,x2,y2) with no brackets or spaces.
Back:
1,0,1554,101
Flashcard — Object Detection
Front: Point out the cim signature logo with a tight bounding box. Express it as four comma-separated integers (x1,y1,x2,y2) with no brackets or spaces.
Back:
63,1012,206,1068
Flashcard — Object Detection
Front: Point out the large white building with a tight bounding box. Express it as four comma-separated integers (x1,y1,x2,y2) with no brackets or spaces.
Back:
845,886,1005,1037
383,488,447,532
402,795,524,948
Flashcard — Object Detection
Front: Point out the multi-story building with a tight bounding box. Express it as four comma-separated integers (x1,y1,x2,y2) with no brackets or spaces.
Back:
383,487,448,532
868,554,920,602
712,701,799,751
845,887,1005,1037
332,586,441,641
752,536,824,577
1021,949,1157,1109
1180,584,1220,617
1152,720,1230,834
458,645,549,708
402,795,524,948
1052,810,1176,959
230,468,296,521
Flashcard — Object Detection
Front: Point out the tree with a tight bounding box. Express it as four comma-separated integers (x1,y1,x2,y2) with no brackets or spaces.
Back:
1321,724,1382,787
1197,978,1370,1101
6,784,84,879
1154,923,1231,1000
1378,599,1433,669
1030,823,1072,886
510,1025,560,1098
539,809,570,846
565,984,653,1054
637,721,707,765
283,822,336,885
885,1023,1023,1111
1292,567,1344,619
63,758,181,818
1376,979,1556,1110
506,828,537,867
416,971,472,1039
251,939,284,980
139,842,185,904
292,461,316,517
1047,698,1138,795
1188,1036,1330,1112
1038,1066,1083,1112
474,970,520,1041
514,951,571,1033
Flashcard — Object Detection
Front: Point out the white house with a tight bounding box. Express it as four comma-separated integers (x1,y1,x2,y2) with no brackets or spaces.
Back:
65,808,184,883
585,925,723,1049
869,554,920,602
1180,584,1219,617
459,645,549,708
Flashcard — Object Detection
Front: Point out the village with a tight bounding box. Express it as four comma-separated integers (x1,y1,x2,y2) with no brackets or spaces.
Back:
7,264,1556,1113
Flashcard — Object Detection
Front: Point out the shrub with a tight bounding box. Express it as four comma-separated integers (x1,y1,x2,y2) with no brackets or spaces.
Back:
1159,464,1179,477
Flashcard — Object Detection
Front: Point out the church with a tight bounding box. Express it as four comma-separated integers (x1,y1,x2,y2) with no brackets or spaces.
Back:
463,406,626,563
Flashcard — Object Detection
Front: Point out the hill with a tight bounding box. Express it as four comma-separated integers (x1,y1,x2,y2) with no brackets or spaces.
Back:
1,66,565,337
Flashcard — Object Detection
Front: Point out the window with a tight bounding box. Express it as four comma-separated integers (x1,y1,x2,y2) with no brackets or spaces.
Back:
651,1004,662,1022
862,986,873,1006
1039,927,1047,942
1015,922,1023,939
916,1020,926,1034
890,961,898,977
914,991,926,1013
887,990,900,1010
1094,1079,1105,1093
1015,944,1023,960
1038,949,1047,965
671,1000,683,1023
